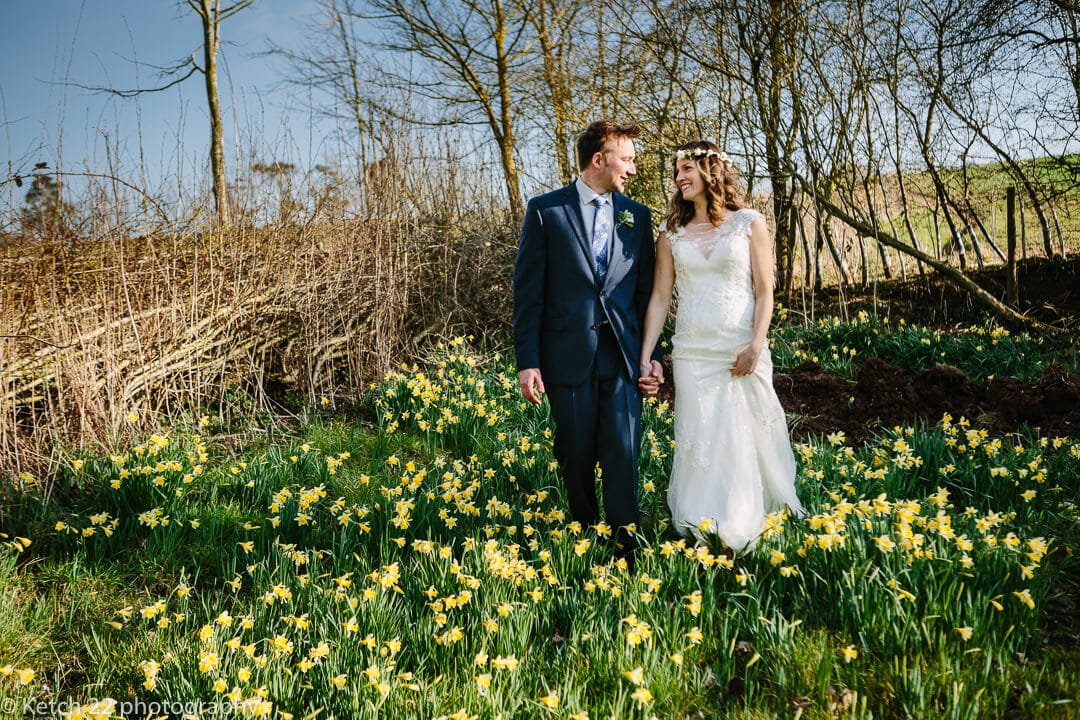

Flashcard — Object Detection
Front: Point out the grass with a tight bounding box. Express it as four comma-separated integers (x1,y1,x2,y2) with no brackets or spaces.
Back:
0,330,1078,719
789,154,1080,289
888,155,1080,264
771,309,1076,381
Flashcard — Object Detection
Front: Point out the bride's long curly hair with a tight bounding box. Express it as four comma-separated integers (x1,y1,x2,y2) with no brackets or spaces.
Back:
663,139,747,233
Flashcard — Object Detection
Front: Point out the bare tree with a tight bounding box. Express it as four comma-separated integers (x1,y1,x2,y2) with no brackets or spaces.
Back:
74,0,255,224
782,0,1065,327
801,184,1053,330
190,0,254,225
523,0,586,185
360,0,531,217
638,0,808,290
269,0,379,181
1046,0,1080,122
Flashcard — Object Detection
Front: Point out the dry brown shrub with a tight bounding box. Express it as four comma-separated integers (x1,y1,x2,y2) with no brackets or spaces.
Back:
1,193,518,477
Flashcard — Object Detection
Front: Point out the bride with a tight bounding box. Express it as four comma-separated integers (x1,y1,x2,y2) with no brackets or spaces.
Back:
638,140,803,552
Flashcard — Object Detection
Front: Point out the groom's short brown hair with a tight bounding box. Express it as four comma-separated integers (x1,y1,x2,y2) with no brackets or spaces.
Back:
576,121,641,170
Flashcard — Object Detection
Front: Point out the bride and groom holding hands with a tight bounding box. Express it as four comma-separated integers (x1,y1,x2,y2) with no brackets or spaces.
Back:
512,121,804,566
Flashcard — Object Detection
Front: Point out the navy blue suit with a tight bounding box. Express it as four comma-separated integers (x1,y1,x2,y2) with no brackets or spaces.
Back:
513,183,657,544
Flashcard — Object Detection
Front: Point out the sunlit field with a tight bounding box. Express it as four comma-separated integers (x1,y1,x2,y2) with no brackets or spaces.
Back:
1,328,1078,719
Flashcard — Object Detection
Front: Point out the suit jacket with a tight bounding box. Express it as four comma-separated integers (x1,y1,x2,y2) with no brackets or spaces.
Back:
513,182,658,385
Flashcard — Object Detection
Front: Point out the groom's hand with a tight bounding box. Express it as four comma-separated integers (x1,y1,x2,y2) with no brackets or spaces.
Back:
637,360,664,397
518,368,546,405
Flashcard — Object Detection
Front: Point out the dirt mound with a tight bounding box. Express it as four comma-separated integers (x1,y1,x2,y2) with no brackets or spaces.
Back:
911,363,982,421
771,361,858,441
655,347,1077,443
987,364,1080,435
772,360,1079,443
795,254,1080,328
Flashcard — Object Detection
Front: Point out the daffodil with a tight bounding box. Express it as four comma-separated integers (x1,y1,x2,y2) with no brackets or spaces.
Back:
492,654,519,671
199,652,220,673
64,698,116,720
538,692,560,709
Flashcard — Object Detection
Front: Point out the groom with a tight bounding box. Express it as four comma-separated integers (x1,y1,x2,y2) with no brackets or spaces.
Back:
513,120,660,562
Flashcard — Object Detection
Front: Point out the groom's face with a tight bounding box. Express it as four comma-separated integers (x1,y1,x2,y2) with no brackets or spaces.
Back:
596,137,637,193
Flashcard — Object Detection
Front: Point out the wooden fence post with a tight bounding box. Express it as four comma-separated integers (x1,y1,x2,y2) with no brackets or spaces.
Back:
1006,185,1018,307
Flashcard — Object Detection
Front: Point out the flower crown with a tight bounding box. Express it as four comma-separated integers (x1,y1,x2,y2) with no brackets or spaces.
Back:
674,147,730,165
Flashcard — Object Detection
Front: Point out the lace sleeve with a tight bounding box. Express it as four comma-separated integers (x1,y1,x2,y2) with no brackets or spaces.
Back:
665,224,686,243
732,208,765,238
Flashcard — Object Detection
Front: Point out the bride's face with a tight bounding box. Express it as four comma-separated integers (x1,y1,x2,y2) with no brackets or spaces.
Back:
674,159,706,202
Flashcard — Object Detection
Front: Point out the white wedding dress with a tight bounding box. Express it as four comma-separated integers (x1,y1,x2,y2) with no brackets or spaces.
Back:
666,208,804,551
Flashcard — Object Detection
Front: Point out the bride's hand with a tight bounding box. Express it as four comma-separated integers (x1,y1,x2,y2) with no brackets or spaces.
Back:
731,345,761,376
638,360,663,396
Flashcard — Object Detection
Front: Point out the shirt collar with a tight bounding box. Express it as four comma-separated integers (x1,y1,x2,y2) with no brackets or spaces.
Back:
575,176,611,206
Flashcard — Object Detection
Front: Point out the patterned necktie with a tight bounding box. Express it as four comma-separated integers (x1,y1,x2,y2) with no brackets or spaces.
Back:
591,196,610,281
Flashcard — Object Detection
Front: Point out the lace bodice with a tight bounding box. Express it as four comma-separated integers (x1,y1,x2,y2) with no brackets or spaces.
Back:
669,208,762,359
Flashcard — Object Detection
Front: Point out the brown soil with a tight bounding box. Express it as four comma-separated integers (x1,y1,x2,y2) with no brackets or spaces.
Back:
785,254,1080,329
774,359,1080,444
656,356,1079,444
655,255,1080,442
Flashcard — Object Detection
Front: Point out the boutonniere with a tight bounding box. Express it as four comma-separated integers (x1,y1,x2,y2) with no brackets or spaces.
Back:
616,209,635,229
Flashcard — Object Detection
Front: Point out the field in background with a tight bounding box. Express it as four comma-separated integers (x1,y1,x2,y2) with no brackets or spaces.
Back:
785,155,1080,291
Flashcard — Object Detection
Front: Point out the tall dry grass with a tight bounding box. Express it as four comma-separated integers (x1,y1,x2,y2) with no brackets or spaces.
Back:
1,164,517,480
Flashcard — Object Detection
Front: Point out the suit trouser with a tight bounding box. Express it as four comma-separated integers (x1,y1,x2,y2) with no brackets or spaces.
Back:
546,324,642,549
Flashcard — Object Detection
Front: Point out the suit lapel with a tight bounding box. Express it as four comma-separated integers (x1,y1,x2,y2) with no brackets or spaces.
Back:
559,184,599,278
559,184,639,288
605,194,634,289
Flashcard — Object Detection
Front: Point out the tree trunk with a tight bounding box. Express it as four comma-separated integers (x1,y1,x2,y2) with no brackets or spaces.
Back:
493,0,524,218
1019,194,1027,261
967,199,1007,263
531,0,577,185
822,219,851,286
198,0,230,225
798,206,812,293
965,216,986,269
784,187,799,300
1051,207,1066,257
856,232,869,287
1006,185,1018,306
332,3,370,174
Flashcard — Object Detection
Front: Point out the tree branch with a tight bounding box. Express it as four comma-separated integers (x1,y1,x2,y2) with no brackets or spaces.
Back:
66,60,199,97
796,174,1057,334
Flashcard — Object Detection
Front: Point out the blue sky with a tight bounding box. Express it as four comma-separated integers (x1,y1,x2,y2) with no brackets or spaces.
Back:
0,0,334,195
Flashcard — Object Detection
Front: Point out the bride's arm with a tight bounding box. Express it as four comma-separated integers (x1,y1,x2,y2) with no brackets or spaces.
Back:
732,215,776,376
639,230,675,385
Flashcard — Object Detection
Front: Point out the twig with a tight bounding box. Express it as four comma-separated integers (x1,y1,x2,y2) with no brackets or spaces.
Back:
0,334,74,349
